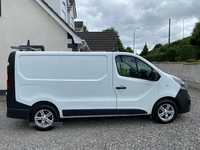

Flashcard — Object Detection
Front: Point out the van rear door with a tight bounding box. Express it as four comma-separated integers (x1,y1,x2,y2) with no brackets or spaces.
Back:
113,53,159,115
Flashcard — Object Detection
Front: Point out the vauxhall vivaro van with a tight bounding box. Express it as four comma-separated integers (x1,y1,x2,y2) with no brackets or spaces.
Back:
7,48,191,131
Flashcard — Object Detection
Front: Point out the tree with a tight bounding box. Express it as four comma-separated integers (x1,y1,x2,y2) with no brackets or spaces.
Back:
179,37,191,48
140,44,148,56
102,27,116,33
190,22,200,59
83,25,88,32
102,27,125,52
153,44,163,49
125,46,133,53
190,22,200,45
117,38,126,52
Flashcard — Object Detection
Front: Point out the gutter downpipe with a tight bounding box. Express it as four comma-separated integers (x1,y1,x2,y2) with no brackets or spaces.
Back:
78,40,91,51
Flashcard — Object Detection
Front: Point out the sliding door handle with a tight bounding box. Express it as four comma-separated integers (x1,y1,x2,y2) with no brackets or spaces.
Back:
116,86,127,89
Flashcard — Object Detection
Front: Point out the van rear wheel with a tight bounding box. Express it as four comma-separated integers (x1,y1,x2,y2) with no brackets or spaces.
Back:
152,99,178,123
31,105,59,131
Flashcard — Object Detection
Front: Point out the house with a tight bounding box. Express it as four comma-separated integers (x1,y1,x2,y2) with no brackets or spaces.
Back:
43,0,77,30
76,32,118,52
0,0,89,94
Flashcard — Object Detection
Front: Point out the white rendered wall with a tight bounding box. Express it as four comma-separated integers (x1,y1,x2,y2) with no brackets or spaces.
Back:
44,0,60,16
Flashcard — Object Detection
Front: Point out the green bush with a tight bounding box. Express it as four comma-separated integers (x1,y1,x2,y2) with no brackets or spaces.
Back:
153,44,163,49
155,53,165,62
175,57,180,61
165,48,176,61
178,37,191,49
194,45,200,60
160,44,168,52
148,48,160,55
180,45,196,61
144,53,165,62
186,59,196,62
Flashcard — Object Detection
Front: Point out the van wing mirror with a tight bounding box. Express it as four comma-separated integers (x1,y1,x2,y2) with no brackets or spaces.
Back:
149,70,160,81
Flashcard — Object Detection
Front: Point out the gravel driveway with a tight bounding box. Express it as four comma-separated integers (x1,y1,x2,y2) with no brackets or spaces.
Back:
0,87,199,150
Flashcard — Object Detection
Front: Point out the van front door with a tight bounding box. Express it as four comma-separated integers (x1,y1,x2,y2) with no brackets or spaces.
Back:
113,54,159,115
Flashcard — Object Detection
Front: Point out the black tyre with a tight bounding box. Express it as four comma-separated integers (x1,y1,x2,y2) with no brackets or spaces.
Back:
152,99,178,123
31,105,59,131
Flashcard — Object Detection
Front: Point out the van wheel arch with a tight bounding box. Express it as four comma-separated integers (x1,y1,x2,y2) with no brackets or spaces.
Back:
152,97,180,113
28,101,60,131
29,101,60,122
151,98,178,123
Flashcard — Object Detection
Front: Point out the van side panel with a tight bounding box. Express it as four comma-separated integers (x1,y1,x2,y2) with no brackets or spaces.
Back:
59,53,116,117
15,52,60,107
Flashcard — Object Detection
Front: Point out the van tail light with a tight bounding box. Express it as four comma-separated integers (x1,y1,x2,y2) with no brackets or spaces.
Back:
7,70,11,90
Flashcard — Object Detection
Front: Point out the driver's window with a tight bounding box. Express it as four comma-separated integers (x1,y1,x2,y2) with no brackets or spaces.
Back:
115,55,153,80
136,59,152,79
136,59,152,72
115,55,137,77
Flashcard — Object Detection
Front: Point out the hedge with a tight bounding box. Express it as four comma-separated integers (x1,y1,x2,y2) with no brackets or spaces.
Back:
180,45,196,61
165,48,176,61
143,53,165,62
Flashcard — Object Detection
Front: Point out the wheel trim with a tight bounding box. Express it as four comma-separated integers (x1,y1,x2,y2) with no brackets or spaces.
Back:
158,104,175,122
34,109,54,128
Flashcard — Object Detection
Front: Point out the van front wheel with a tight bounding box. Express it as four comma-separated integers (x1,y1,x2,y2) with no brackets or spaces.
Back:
152,99,178,123
31,105,59,131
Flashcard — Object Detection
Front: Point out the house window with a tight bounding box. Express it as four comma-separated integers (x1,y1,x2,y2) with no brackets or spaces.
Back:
71,16,74,27
62,1,66,13
0,0,2,16
61,1,66,20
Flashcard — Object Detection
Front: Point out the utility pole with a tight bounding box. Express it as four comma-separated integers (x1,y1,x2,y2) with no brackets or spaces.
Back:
168,18,171,50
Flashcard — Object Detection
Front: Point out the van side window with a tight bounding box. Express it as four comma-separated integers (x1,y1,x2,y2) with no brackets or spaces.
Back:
115,55,152,80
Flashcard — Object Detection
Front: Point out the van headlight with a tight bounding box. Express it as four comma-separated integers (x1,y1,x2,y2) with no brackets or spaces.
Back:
172,76,187,89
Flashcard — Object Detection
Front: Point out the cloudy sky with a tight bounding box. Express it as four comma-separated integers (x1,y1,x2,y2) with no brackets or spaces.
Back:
75,0,200,54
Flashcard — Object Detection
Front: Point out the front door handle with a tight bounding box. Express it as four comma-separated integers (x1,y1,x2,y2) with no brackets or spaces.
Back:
116,86,127,89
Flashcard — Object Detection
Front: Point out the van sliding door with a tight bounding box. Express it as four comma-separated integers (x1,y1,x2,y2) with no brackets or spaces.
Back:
59,53,116,117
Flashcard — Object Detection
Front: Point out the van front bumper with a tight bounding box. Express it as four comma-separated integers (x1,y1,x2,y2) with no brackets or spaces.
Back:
175,89,191,114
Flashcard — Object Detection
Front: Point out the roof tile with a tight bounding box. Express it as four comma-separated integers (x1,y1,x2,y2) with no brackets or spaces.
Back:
77,32,118,51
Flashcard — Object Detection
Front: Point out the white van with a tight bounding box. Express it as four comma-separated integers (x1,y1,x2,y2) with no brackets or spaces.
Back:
7,50,191,131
